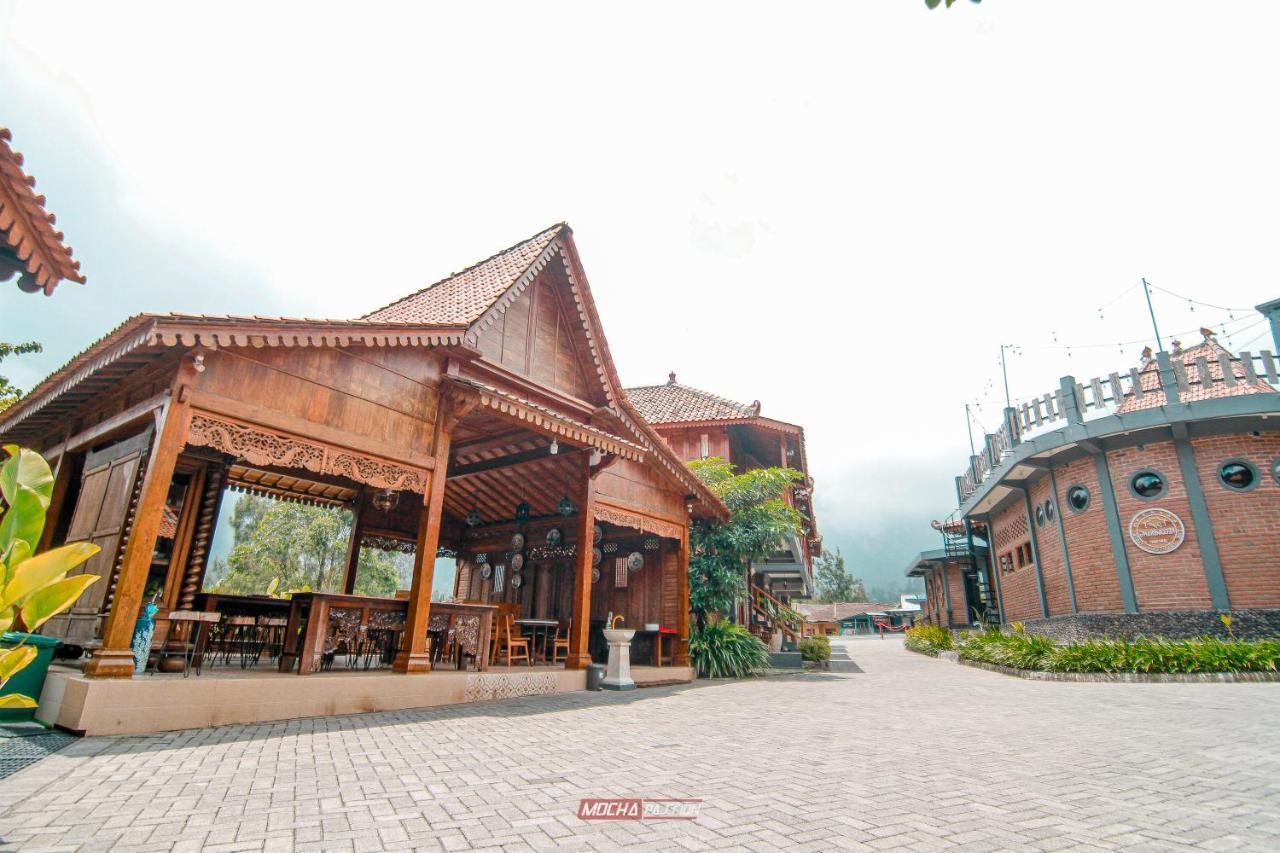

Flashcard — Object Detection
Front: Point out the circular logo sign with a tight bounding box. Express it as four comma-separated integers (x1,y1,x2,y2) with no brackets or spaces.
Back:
1128,507,1186,554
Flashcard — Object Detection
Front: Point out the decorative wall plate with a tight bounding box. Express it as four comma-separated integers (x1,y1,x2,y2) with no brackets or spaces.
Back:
546,527,563,546
592,546,603,567
593,525,603,544
511,533,525,552
591,567,601,583
627,552,644,572
479,562,492,579
511,553,525,571
511,573,523,588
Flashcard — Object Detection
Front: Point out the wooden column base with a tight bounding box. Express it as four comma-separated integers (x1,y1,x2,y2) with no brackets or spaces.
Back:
674,652,691,667
391,651,432,673
83,649,138,679
563,653,594,670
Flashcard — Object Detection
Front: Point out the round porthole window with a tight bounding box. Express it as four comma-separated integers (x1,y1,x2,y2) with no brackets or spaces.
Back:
1066,485,1090,513
1129,470,1166,501
1273,458,1280,486
1218,459,1258,492
1044,499,1056,523
1035,505,1045,527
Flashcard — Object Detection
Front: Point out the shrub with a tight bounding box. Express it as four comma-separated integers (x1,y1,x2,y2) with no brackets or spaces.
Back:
689,618,771,678
947,630,1280,674
904,624,952,654
0,446,100,709
1045,637,1280,674
957,633,1055,670
798,635,831,662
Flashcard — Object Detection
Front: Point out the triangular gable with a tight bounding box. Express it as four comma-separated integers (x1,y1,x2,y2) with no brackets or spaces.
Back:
469,258,599,403
462,228,723,509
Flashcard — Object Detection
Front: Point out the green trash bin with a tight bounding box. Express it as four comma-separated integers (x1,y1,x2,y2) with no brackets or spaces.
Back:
0,632,60,722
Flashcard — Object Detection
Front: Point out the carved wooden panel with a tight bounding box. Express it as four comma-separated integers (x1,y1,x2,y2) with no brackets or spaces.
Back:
186,412,429,494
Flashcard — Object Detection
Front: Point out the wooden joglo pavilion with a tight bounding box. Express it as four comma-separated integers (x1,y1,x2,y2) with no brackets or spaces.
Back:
0,223,726,734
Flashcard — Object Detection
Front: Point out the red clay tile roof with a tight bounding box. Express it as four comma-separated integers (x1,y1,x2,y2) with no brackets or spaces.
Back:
361,224,565,325
625,374,762,424
795,602,895,622
0,127,85,295
1115,331,1275,413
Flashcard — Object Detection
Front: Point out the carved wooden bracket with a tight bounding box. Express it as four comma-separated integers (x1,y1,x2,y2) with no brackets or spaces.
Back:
186,411,430,494
593,504,684,540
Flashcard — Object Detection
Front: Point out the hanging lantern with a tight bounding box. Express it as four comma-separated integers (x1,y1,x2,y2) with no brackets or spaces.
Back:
466,508,482,528
372,489,399,512
558,496,575,516
515,502,531,524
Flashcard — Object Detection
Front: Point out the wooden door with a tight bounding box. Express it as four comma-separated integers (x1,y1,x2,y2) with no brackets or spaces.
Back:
46,429,152,643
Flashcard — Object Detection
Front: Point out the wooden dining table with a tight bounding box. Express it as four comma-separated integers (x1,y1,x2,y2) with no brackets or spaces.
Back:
514,619,559,663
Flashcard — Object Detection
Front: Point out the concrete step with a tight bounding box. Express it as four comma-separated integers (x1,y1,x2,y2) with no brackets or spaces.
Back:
769,651,803,668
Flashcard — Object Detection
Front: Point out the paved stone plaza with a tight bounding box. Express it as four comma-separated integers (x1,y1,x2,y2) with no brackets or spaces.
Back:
1,637,1277,852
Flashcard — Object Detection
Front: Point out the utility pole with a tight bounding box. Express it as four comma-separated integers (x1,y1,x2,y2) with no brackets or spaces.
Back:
999,344,1012,410
965,403,976,456
1142,278,1165,353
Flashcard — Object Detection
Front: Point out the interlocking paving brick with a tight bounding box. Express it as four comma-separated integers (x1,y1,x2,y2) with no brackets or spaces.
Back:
0,637,1278,850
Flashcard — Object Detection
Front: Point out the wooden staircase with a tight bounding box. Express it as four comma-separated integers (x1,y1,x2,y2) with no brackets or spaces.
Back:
750,583,801,646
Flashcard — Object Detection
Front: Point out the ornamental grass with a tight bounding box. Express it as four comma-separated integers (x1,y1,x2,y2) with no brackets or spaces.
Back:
949,631,1280,674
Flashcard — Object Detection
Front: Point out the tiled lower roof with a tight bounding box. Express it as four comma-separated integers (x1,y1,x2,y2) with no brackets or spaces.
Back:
795,602,896,622
1115,334,1275,413
625,375,760,424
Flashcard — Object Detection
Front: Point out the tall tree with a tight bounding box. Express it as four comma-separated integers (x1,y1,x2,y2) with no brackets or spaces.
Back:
813,548,868,603
687,458,805,624
205,494,403,596
0,341,42,413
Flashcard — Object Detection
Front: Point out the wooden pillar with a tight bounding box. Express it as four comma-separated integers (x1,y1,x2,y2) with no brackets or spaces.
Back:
675,522,691,666
392,389,458,674
84,387,193,678
341,499,365,595
565,456,596,670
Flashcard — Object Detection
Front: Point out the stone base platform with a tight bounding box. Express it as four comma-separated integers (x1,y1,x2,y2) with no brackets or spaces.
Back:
37,664,693,736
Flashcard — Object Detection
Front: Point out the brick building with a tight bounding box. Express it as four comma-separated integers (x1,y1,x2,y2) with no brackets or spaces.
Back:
919,304,1280,641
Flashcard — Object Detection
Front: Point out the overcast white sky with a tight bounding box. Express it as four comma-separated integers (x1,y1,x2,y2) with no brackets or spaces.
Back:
3,1,1279,594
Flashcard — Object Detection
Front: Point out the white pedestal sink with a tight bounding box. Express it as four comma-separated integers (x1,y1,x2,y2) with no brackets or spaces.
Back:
601,628,636,690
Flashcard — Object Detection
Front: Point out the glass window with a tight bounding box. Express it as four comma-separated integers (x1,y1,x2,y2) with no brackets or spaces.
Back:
1218,459,1258,492
1044,499,1056,523
1129,470,1166,500
1035,505,1045,527
1067,485,1090,513
1273,458,1280,486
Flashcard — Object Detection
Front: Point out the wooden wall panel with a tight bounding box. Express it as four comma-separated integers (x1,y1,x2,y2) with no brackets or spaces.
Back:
500,288,531,374
474,272,595,402
193,346,442,458
662,546,680,630
595,459,686,524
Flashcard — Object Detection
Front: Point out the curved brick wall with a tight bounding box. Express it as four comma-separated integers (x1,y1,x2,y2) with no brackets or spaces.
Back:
985,430,1280,626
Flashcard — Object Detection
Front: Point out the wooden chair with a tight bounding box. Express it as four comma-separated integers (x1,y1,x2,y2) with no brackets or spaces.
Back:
498,614,531,667
552,619,570,664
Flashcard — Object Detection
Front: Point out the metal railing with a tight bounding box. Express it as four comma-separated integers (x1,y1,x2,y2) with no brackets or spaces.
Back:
955,348,1280,504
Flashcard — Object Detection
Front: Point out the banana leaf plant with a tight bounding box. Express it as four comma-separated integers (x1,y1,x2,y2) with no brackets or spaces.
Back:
0,445,100,709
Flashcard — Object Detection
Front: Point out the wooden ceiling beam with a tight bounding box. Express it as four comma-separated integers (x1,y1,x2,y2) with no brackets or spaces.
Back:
448,445,583,480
